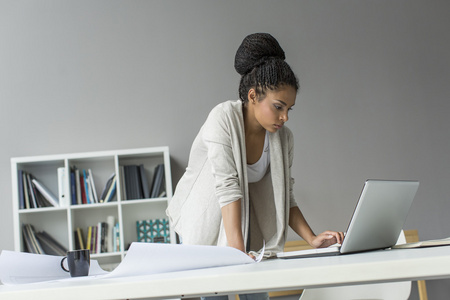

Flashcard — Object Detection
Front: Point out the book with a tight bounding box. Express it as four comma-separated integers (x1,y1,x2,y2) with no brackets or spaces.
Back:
123,166,131,200
100,173,116,203
31,179,59,207
70,169,77,205
18,170,25,209
150,164,165,198
98,222,107,253
79,174,87,204
123,165,143,200
22,224,37,253
75,168,82,204
83,169,91,204
70,166,83,205
16,172,57,209
87,177,96,204
74,228,85,250
392,237,450,249
35,231,67,256
119,166,126,200
57,167,69,207
103,177,117,203
139,165,151,199
91,225,98,253
22,172,30,209
17,171,38,209
106,216,115,253
28,224,43,253
113,222,121,252
86,226,93,251
27,173,38,208
22,224,45,254
34,190,53,208
88,169,99,203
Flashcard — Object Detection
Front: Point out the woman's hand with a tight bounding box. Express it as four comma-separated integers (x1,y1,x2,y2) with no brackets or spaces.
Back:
311,231,345,248
247,253,256,260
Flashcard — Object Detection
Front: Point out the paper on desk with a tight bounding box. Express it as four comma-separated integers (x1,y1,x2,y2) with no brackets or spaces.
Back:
104,242,262,279
0,250,108,285
0,242,263,285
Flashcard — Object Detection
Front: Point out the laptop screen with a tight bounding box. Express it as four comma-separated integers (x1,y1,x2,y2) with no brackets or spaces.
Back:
340,180,419,254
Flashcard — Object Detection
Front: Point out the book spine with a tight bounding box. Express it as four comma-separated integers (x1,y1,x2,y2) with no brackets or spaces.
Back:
104,177,117,203
58,167,69,207
23,172,30,209
119,166,126,200
75,169,82,205
70,170,77,205
18,170,25,209
106,216,115,253
77,228,85,249
86,226,92,251
83,170,90,204
80,174,87,204
32,179,59,207
88,169,98,203
22,224,35,252
92,225,98,253
27,174,38,208
139,165,150,199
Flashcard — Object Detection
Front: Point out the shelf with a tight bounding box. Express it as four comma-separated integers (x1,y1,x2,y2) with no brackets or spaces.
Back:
11,147,174,270
69,202,119,210
120,197,168,205
18,206,67,214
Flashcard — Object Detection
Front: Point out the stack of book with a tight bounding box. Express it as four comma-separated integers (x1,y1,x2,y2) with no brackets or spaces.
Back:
74,217,120,254
70,167,116,205
17,171,59,209
22,224,67,255
120,164,165,200
86,223,108,254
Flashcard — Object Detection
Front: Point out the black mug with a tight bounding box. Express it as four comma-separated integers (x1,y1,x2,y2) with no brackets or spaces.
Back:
60,249,90,277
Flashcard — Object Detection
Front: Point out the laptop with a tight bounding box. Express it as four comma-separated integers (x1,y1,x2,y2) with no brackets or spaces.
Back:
277,180,419,259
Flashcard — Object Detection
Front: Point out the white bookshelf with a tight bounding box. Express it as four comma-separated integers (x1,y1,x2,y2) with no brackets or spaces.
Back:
11,147,174,270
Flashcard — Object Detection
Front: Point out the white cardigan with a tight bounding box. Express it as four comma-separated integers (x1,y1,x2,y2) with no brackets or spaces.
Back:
166,100,297,256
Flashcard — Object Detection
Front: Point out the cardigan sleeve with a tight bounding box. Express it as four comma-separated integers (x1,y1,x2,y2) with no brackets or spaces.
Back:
287,127,298,208
202,105,244,208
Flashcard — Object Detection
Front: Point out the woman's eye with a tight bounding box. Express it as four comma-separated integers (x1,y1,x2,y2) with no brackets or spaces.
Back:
274,105,282,110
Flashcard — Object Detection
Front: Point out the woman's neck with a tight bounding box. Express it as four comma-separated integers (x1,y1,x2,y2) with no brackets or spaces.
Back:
243,103,265,137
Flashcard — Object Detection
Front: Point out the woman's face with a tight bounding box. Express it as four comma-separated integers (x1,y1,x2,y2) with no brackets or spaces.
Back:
251,85,297,133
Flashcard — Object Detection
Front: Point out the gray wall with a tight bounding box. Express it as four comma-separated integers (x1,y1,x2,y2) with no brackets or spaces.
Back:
1,1,449,298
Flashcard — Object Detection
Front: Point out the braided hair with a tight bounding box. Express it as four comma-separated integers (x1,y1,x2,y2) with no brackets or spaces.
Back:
234,33,299,103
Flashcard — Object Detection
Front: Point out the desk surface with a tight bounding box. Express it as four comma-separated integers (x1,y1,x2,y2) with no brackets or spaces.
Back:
1,246,450,300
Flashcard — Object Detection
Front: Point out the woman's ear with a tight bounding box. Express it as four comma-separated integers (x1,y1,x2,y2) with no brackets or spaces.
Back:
247,88,257,104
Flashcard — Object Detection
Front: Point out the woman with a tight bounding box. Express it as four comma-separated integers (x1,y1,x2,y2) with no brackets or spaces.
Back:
166,33,343,299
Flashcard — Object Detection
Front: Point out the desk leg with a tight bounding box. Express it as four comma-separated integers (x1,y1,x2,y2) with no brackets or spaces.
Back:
417,280,428,300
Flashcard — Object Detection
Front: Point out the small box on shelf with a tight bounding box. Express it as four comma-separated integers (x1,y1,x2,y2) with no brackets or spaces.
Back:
136,219,170,244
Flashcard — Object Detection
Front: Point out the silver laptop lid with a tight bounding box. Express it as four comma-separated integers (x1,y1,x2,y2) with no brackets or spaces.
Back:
340,180,419,254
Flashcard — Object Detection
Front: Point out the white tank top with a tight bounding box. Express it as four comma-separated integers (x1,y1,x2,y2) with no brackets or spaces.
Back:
247,131,270,183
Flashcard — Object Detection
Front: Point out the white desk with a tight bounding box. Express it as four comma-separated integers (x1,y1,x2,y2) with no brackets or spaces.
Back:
1,246,450,300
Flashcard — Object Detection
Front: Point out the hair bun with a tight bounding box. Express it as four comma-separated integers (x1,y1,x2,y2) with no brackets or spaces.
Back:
234,33,286,76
